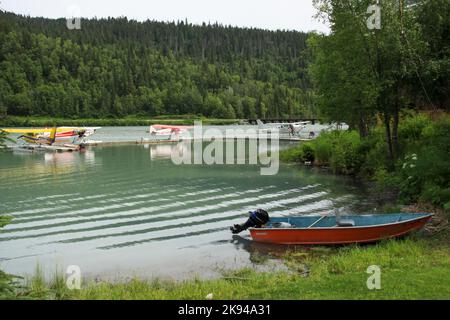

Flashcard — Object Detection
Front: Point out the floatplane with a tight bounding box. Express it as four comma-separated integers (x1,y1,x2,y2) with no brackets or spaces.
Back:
256,119,349,138
147,124,193,141
2,126,101,152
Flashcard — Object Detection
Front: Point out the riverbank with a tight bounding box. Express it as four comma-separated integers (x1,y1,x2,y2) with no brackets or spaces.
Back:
17,220,450,299
4,206,449,300
0,116,240,127
1,185,449,300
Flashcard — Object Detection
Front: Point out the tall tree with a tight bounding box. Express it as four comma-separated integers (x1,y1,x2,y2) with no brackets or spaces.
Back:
310,0,428,166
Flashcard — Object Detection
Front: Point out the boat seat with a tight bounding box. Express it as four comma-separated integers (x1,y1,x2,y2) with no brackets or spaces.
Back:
337,219,355,227
272,222,294,228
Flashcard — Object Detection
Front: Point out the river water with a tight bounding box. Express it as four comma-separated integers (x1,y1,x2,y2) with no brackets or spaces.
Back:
0,127,374,280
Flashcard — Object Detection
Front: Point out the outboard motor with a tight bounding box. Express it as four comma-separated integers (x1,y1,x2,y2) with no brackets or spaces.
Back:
230,209,270,234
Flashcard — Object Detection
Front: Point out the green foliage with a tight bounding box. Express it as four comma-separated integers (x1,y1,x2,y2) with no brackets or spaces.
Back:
279,145,303,162
50,272,70,300
0,270,16,299
300,143,315,162
397,113,432,152
398,113,431,141
0,11,313,120
373,167,400,192
282,114,450,209
310,0,449,169
0,215,12,228
0,115,239,127
280,142,315,163
0,105,6,119
312,135,332,165
356,129,388,176
21,239,450,299
27,265,49,299
417,0,450,109
307,131,363,174
444,202,450,212
397,118,450,207
0,128,14,147
329,131,363,174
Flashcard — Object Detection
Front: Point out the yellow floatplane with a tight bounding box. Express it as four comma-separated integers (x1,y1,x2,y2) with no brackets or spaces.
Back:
2,126,100,152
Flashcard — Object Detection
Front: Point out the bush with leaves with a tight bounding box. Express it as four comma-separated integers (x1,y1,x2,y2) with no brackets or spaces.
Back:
313,133,333,165
282,114,450,210
398,118,450,209
0,129,15,148
308,131,363,174
299,143,315,162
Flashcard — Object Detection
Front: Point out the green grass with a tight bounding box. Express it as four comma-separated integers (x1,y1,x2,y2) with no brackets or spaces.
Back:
21,236,450,300
0,116,240,127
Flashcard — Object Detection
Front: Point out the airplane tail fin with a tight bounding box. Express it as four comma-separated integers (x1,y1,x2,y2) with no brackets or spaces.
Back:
49,127,57,144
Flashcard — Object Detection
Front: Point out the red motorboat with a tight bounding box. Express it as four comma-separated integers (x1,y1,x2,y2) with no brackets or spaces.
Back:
248,213,433,245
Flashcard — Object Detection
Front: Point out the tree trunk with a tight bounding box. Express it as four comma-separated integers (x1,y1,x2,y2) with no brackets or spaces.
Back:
201,39,206,61
392,98,400,158
358,110,368,138
384,112,395,170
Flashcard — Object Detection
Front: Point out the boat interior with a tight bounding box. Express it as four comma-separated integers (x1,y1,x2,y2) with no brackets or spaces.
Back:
265,213,431,229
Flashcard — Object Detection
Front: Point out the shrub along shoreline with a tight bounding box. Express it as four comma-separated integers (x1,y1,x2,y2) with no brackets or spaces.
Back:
280,113,450,211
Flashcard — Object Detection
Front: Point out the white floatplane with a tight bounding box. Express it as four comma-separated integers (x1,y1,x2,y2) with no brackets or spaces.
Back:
256,119,349,139
147,124,193,141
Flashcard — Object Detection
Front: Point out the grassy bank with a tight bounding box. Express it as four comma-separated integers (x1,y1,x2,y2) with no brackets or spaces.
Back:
0,116,240,127
1,183,449,301
14,232,450,300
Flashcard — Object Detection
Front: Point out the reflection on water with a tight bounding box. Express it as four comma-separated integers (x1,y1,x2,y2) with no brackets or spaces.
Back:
146,140,287,161
146,143,189,160
1,149,97,182
0,142,373,280
44,149,97,167
230,235,288,264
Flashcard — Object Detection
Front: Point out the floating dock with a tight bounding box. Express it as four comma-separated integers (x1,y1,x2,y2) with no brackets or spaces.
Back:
11,144,80,153
86,136,311,147
8,136,311,153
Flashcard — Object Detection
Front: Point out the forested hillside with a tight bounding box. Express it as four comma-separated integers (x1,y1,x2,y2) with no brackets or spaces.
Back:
0,11,314,119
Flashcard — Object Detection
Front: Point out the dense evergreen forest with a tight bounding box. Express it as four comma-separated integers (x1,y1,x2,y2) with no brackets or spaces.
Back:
0,11,314,119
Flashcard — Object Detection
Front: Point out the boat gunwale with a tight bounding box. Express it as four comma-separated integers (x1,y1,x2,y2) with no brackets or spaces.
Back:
249,213,433,231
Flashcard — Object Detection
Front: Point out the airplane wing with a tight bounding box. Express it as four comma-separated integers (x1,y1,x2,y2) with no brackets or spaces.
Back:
58,127,102,130
151,125,193,130
3,128,56,134
2,127,99,134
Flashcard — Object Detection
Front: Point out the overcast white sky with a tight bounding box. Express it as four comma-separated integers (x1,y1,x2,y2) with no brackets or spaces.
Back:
1,0,329,32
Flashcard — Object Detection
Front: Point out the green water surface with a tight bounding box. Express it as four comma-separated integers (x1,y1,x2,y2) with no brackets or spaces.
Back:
0,141,373,279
